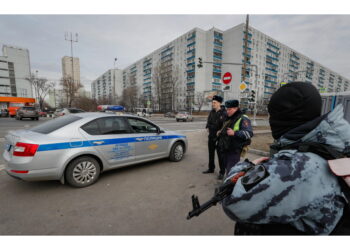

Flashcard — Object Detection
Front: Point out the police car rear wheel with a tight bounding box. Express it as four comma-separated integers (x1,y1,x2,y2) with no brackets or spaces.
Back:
169,142,184,162
65,156,101,188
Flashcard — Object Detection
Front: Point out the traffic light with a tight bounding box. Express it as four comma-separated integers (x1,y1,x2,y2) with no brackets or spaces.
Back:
249,90,255,103
197,57,203,68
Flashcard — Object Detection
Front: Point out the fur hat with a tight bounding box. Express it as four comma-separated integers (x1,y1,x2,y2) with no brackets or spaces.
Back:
225,99,239,108
212,95,223,103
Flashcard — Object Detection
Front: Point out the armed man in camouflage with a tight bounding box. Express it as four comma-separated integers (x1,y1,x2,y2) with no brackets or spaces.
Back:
222,82,350,235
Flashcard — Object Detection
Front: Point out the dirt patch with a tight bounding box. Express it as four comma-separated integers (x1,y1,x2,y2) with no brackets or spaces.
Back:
250,133,274,152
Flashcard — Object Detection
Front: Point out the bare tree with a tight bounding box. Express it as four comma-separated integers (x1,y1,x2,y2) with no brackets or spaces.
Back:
60,76,83,107
120,86,138,112
26,73,55,111
72,96,98,112
195,91,206,112
170,65,181,112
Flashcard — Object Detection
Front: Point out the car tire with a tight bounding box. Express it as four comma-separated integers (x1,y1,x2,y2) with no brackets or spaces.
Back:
176,119,179,122
65,156,101,188
36,117,39,120
31,118,34,120
19,116,22,120
169,142,185,162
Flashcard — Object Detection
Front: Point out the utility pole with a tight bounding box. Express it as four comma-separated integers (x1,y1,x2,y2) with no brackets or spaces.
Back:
113,58,117,104
242,14,249,83
64,32,78,85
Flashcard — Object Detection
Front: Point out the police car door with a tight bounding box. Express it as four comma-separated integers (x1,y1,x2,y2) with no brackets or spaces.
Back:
80,116,137,169
126,117,167,161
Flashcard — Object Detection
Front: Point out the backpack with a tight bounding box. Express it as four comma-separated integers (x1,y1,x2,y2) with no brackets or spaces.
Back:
272,141,350,206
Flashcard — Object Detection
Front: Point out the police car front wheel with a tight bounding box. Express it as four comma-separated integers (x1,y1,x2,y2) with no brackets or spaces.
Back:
169,142,184,162
65,156,101,188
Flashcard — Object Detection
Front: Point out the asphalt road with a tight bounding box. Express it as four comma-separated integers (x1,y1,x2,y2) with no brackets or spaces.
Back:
0,115,264,235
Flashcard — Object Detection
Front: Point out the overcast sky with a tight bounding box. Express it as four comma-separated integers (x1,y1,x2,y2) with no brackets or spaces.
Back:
1,14,349,90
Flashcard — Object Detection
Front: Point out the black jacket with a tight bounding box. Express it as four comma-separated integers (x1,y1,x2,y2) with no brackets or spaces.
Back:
217,109,253,153
206,107,227,137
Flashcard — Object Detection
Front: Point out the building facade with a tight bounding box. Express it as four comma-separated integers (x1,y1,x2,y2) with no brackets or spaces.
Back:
91,69,123,101
0,45,33,98
62,56,80,84
93,23,350,112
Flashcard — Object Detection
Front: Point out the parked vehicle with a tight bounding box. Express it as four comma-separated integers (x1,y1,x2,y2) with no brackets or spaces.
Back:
54,108,85,117
164,112,177,118
39,111,47,117
0,108,9,117
3,113,187,188
176,111,193,122
15,106,39,120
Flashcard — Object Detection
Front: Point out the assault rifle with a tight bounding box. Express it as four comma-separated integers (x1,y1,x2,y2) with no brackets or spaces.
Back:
187,172,246,220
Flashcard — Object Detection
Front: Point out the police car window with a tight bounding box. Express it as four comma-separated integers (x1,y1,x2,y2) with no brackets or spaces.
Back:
30,115,82,134
97,117,131,135
127,118,158,133
81,120,100,135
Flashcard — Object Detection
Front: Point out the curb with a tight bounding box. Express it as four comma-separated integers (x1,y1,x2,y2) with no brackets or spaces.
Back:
249,148,269,157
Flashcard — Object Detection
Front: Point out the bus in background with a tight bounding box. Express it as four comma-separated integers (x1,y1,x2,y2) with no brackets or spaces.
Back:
0,97,36,117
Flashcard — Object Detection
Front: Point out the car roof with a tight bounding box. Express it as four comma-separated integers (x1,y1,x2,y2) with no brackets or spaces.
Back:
72,112,140,119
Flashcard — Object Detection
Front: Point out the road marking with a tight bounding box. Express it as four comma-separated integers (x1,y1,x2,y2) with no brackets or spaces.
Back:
0,164,5,171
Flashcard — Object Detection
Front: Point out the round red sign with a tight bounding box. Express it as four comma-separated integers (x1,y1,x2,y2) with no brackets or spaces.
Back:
222,72,232,84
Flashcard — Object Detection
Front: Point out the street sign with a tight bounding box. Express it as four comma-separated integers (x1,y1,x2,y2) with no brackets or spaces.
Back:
223,85,231,91
239,82,247,92
222,72,232,85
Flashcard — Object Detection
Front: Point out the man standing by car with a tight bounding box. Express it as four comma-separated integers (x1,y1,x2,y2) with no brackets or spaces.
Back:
203,95,227,180
217,100,253,175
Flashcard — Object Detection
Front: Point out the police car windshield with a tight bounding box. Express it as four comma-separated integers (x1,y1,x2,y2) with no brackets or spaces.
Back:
30,115,82,134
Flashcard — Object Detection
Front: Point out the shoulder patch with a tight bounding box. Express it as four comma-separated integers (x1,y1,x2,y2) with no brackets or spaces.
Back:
242,119,250,127
241,164,269,191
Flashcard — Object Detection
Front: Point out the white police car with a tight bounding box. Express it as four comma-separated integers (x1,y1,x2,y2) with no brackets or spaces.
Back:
3,113,187,188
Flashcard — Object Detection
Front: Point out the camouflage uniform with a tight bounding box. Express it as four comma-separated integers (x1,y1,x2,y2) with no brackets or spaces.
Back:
222,104,349,235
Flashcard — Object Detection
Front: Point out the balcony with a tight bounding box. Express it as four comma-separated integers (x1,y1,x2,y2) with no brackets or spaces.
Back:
213,55,222,60
267,48,279,56
267,42,280,50
266,61,278,67
214,41,223,47
187,49,195,54
266,55,279,61
243,38,252,44
266,67,278,73
187,34,196,41
187,41,196,47
187,55,195,61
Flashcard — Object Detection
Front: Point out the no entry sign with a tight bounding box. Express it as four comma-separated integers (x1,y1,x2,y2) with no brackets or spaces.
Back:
222,72,232,84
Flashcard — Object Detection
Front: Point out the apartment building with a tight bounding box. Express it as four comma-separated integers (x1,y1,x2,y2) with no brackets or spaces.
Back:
93,23,349,111
91,69,123,101
0,45,32,98
62,56,81,84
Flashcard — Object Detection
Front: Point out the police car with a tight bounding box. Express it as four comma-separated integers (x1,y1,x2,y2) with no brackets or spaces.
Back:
3,113,187,188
